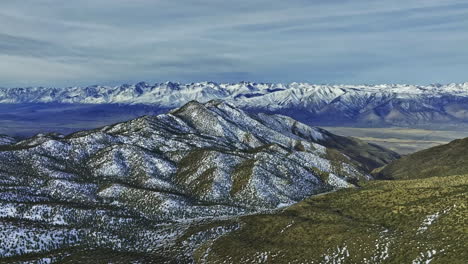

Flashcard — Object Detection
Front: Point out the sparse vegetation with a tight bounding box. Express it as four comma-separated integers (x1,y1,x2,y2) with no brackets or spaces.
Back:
310,166,330,183
293,140,306,152
230,159,255,195
325,148,349,176
195,175,468,263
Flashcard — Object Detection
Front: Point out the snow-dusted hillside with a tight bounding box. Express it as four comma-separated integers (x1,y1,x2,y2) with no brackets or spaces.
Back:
2,82,468,127
0,100,398,261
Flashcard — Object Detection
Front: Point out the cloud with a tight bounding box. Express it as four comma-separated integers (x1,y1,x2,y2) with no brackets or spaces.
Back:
0,55,95,86
0,0,466,86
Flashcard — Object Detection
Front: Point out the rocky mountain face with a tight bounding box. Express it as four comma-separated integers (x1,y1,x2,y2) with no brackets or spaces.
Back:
2,82,468,128
0,100,398,262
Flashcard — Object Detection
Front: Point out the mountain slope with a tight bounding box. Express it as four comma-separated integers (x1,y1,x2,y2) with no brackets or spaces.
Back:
191,174,468,263
0,100,399,261
375,137,468,180
2,82,468,128
188,132,468,263
310,128,400,172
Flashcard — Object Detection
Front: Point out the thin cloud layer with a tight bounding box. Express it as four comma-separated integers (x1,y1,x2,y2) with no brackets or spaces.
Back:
0,0,467,87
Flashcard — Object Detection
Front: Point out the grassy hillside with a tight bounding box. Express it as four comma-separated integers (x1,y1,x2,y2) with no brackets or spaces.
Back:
376,137,468,180
192,175,468,263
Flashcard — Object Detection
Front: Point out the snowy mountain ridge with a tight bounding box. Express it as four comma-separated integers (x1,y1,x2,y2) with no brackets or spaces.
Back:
2,81,468,105
0,100,392,215
0,101,399,261
3,81,468,127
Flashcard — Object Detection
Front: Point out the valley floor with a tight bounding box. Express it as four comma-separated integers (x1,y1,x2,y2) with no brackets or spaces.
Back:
322,127,468,154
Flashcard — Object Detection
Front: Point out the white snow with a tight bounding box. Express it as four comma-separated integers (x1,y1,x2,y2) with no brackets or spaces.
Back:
3,82,468,108
412,249,442,264
327,173,352,189
418,212,441,233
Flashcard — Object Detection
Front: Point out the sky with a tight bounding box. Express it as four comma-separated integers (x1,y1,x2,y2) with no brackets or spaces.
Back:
0,0,467,87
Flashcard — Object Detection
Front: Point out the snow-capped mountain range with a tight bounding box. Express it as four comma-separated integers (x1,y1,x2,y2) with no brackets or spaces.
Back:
2,81,468,127
0,101,398,261
2,81,468,105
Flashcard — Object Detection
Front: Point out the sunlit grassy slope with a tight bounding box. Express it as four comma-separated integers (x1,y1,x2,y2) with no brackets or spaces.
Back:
194,175,467,263
376,137,468,180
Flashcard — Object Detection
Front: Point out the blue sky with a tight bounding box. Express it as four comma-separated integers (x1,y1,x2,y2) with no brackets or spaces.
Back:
0,0,467,87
